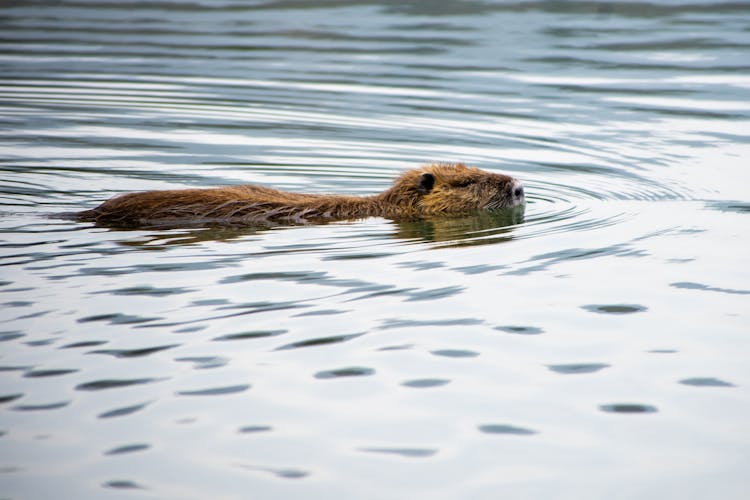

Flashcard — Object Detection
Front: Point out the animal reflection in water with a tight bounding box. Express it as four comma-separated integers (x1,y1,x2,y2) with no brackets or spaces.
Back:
111,208,525,249
392,209,524,246
77,163,525,228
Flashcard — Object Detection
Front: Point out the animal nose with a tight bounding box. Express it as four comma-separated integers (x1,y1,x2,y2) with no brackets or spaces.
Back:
513,182,524,199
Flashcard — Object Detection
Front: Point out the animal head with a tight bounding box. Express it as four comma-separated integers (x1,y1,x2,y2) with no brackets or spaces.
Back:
387,163,524,215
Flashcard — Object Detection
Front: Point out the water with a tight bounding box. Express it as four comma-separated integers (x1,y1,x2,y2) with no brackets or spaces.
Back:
1,1,749,498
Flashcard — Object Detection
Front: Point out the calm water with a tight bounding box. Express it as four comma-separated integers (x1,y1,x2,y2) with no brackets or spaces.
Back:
1,1,749,499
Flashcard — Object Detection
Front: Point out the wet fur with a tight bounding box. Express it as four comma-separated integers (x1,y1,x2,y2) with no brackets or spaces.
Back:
77,163,523,227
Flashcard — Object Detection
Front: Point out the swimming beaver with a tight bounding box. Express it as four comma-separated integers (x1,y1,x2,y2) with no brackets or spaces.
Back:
77,163,525,227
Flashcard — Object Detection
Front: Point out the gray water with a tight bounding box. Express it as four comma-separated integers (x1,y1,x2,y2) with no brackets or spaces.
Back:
1,1,749,499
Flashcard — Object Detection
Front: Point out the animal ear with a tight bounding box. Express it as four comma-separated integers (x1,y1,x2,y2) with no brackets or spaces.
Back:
417,172,435,194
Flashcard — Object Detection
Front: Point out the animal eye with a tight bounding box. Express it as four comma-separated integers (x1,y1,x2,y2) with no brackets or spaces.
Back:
417,172,435,194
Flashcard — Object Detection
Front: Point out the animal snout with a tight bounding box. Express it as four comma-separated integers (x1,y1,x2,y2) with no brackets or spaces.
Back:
511,180,525,205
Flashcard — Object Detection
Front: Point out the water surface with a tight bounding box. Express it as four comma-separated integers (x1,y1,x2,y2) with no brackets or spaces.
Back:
1,1,749,499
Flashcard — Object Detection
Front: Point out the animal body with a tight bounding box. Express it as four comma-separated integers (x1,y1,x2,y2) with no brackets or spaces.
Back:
77,163,525,227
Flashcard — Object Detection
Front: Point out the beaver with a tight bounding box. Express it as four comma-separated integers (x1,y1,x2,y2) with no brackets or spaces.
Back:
77,163,525,227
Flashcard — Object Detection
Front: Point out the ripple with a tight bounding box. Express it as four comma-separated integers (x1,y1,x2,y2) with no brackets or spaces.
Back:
401,379,451,388
12,401,70,412
98,401,152,419
478,424,538,436
176,384,251,396
103,479,146,490
213,329,287,341
494,325,544,335
293,309,349,317
0,332,24,342
359,447,438,458
25,337,56,347
0,394,24,404
275,332,364,351
671,282,750,296
706,201,750,214
582,304,648,314
3,300,33,307
174,356,229,370
463,173,693,248
100,285,192,297
0,366,30,372
405,285,464,301
23,368,78,378
314,367,375,379
547,363,610,375
679,377,735,388
89,344,179,358
397,260,445,271
60,340,108,349
105,443,151,455
238,425,273,434
76,378,162,391
453,264,507,275
379,318,483,330
236,463,310,479
430,349,479,358
323,252,395,261
377,344,414,351
600,403,658,414
77,312,161,325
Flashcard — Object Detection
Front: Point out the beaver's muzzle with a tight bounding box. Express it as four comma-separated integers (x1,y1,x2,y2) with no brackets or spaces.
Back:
511,180,525,207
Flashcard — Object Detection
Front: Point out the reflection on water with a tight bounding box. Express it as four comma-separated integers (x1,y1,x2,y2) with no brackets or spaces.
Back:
391,208,523,246
78,205,524,249
1,1,750,499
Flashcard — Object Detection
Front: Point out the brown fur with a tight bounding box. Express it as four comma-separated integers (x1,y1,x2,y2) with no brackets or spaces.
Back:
77,163,524,227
